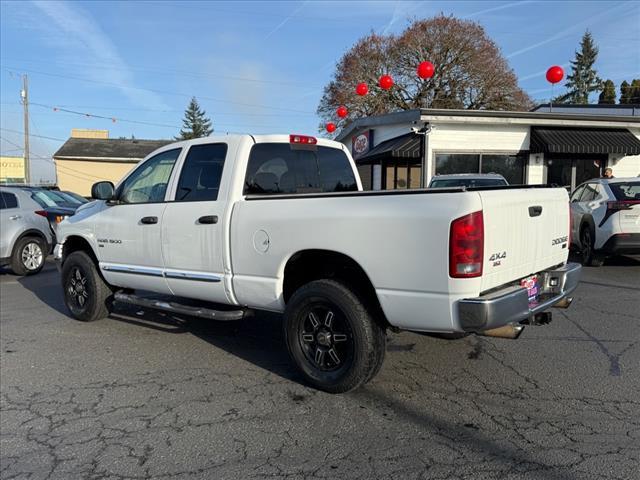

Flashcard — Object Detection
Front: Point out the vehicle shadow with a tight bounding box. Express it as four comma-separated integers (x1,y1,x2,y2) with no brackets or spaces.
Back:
15,262,302,384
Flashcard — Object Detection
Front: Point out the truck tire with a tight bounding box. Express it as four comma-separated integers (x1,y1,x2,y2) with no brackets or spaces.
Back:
11,236,46,276
284,279,386,393
61,251,113,322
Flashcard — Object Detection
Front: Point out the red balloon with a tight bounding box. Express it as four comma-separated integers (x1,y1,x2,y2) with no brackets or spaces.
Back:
337,105,348,118
326,122,336,133
546,65,564,84
356,83,368,96
379,74,393,90
417,61,434,79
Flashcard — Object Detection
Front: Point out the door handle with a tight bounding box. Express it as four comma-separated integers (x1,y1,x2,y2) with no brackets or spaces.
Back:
140,216,158,224
528,206,543,217
197,215,218,224
9,215,21,220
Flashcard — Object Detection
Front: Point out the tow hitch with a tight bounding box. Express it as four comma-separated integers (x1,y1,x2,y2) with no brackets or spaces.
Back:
521,311,553,326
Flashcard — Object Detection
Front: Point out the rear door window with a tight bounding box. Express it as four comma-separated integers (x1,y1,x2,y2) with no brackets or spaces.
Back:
244,144,357,195
579,184,598,202
1,192,18,209
609,182,640,201
175,143,227,202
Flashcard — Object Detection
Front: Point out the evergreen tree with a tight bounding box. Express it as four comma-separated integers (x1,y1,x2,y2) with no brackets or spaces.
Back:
630,79,640,103
598,79,616,104
556,31,602,104
175,97,213,140
619,81,631,104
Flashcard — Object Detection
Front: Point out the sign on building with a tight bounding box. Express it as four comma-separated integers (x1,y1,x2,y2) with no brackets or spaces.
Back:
351,130,373,160
0,156,25,183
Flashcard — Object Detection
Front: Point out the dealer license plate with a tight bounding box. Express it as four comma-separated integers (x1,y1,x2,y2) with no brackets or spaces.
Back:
520,275,539,307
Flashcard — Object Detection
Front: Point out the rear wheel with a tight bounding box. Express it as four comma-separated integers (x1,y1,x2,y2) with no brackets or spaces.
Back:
580,227,605,267
11,236,46,276
62,251,113,321
284,279,386,393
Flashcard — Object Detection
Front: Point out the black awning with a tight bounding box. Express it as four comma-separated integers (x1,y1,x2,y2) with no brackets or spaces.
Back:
530,127,640,155
357,133,421,164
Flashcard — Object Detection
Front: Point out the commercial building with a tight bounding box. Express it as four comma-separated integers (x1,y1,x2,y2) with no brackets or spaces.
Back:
336,107,640,191
53,130,170,196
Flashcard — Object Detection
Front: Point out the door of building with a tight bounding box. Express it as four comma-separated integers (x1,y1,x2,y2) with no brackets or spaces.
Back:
545,156,605,190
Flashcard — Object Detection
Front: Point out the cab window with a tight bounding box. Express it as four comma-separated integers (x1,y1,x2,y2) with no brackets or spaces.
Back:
175,143,227,202
117,149,181,204
244,144,357,195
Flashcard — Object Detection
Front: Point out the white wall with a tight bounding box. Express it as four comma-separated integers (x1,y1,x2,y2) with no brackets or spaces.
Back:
607,128,640,178
527,154,545,184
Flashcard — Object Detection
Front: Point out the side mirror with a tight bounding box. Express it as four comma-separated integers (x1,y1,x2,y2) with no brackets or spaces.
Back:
91,181,115,200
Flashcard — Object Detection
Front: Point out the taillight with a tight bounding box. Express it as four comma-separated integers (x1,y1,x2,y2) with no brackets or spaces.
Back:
607,200,640,211
449,211,484,278
54,215,67,223
289,134,317,145
34,210,48,218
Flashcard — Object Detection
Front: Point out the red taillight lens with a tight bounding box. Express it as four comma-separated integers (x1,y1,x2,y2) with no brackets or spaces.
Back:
449,211,484,278
607,200,640,211
289,134,317,145
34,210,48,218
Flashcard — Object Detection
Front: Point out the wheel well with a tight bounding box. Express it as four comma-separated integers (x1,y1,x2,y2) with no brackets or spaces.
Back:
63,236,98,265
283,249,388,326
13,229,49,255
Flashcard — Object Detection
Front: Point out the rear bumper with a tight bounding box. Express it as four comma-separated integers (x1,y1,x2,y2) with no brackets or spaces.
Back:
600,233,640,255
458,262,581,332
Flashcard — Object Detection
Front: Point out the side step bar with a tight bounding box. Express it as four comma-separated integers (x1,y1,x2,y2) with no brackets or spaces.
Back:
114,292,249,321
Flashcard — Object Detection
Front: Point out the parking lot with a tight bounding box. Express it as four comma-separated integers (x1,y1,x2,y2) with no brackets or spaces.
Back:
1,256,638,480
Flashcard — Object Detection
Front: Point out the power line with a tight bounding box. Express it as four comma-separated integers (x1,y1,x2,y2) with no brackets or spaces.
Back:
0,128,67,142
1,66,316,114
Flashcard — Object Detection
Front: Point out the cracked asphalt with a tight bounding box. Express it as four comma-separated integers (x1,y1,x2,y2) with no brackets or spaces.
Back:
1,256,639,480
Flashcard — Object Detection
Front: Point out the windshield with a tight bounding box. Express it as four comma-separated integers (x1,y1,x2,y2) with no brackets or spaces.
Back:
30,190,78,208
609,181,640,201
429,178,508,188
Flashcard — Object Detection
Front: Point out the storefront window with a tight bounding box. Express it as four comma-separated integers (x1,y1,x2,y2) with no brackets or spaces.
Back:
435,154,480,175
481,155,525,184
435,153,525,184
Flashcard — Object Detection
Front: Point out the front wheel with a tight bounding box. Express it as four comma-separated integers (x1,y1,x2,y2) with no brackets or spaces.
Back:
11,236,46,276
284,279,386,393
61,251,113,321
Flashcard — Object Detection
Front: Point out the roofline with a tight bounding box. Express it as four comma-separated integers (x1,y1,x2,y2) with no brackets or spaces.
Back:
53,156,143,162
532,103,640,109
336,108,640,142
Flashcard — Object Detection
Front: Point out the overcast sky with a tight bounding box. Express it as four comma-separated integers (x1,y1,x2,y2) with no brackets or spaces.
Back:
1,0,639,183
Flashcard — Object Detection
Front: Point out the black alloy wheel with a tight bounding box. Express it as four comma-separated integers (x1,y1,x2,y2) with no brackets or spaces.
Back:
298,303,354,372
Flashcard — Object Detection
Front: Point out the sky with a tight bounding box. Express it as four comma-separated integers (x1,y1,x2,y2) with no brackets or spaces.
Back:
1,0,639,183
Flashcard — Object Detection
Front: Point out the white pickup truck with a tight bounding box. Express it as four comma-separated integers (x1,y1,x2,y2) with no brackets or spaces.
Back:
55,134,581,393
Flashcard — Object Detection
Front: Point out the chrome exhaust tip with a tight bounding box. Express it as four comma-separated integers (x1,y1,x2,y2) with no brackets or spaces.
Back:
478,324,524,339
553,297,573,309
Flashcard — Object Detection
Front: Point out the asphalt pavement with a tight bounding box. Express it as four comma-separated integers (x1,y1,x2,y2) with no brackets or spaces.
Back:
1,256,639,480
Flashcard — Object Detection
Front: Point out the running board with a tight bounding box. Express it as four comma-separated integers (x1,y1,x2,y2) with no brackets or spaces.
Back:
114,292,249,321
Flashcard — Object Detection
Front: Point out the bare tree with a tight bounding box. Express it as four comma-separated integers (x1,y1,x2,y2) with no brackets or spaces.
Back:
317,15,532,131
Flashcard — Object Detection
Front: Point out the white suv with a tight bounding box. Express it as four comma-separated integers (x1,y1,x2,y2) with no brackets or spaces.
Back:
570,178,640,266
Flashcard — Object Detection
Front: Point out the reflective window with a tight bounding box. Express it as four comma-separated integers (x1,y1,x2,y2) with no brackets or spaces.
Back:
435,154,480,175
610,181,640,201
176,144,227,202
117,149,180,204
245,144,357,195
580,184,599,202
481,155,525,184
0,192,18,209
570,185,586,202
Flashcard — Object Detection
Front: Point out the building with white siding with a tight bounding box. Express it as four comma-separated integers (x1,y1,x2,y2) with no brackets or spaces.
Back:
336,107,640,191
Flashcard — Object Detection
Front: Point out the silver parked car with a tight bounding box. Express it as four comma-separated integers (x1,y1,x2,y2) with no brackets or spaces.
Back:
0,187,54,275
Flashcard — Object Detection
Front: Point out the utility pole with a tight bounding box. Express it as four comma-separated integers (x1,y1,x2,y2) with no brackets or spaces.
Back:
21,74,30,185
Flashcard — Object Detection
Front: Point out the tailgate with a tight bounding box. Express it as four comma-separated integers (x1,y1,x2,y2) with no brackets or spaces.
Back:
478,187,570,292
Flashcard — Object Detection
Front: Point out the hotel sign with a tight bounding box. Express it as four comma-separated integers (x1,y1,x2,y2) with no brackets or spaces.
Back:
0,156,25,182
